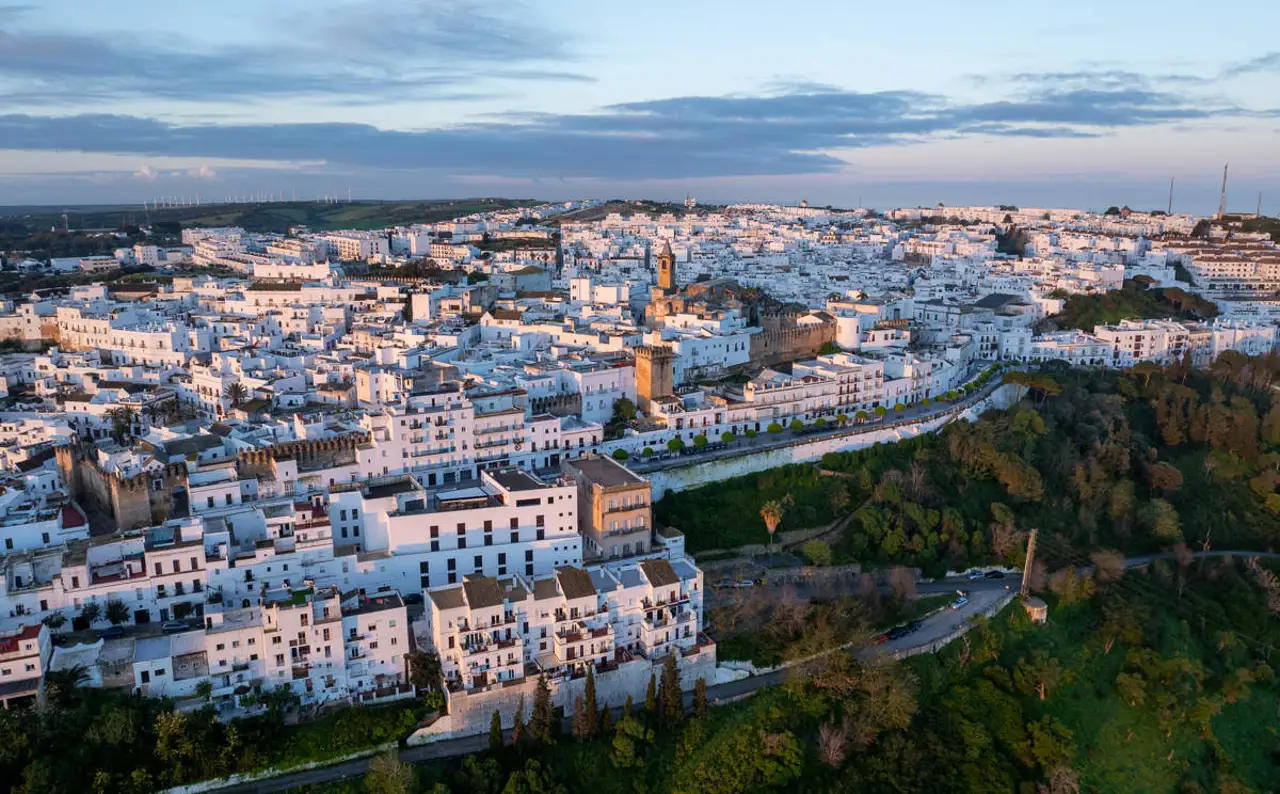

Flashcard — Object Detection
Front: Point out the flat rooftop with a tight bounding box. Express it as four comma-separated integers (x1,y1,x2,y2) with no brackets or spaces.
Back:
565,455,644,488
489,469,544,493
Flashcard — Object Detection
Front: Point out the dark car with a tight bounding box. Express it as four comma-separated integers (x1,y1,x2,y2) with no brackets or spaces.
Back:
906,620,923,633
99,626,125,640
161,620,190,634
886,626,911,640
984,570,1006,579
403,593,424,605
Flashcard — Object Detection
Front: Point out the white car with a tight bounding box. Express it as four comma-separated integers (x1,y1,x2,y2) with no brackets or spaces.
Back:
966,570,985,581
950,596,970,610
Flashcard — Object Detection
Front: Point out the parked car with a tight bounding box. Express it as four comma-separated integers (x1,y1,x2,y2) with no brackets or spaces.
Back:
887,626,911,640
99,626,125,639
984,570,1006,579
872,633,889,644
161,620,190,634
738,580,754,588
906,620,923,633
966,570,986,581
950,596,970,610
714,579,735,589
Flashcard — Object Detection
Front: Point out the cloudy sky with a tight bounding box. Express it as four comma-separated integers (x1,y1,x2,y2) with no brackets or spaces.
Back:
1,0,1278,212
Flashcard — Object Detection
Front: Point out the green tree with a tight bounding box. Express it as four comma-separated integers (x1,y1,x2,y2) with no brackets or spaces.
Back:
802,539,833,566
667,437,685,452
641,447,654,458
501,759,565,794
195,679,213,702
583,667,599,738
106,406,137,442
745,428,758,438
874,405,888,418
789,419,804,431
659,654,683,727
693,678,709,718
611,448,628,461
767,422,783,434
610,714,652,769
1014,651,1063,701
818,341,840,355
693,434,708,448
720,431,734,443
611,397,637,423
79,600,102,625
644,673,657,717
490,710,504,751
105,599,130,626
509,699,526,748
529,677,554,745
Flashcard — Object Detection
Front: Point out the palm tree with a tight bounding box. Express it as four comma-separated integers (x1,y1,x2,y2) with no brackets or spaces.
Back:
224,382,248,410
140,403,156,427
79,600,101,625
43,665,89,707
106,406,137,443
760,499,786,553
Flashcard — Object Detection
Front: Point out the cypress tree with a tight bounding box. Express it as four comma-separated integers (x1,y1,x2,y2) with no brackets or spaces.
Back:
693,677,709,718
584,667,599,738
512,694,526,746
660,655,683,727
530,677,554,745
489,710,503,751
571,694,589,740
600,705,612,734
644,673,657,717
623,694,634,720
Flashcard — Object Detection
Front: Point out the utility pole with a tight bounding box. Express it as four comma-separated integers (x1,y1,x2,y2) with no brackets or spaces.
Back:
1217,164,1229,220
1020,529,1038,598
1258,191,1263,219
1167,177,1174,215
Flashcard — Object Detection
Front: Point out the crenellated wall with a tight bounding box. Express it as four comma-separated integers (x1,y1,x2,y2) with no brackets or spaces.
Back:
749,313,836,368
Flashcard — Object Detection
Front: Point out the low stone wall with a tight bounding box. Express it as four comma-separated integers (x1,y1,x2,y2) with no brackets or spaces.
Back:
887,593,1016,661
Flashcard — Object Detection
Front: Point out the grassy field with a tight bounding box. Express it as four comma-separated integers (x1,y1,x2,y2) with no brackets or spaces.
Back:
0,199,541,235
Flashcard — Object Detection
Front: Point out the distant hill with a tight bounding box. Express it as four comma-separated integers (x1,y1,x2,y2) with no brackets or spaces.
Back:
0,199,541,236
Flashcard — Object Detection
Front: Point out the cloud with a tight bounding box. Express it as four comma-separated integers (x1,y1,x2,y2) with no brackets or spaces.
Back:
0,0,590,105
0,82,1272,182
1221,52,1280,78
132,165,157,181
189,165,217,180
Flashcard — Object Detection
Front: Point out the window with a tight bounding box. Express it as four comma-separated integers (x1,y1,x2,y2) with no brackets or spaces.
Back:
430,526,439,538
154,562,162,576
473,554,482,569
340,509,347,521
216,643,225,651
352,509,359,519
225,494,233,505
456,523,465,534
41,532,49,544
190,557,198,570
172,560,180,574
510,517,518,529
207,496,215,508
536,515,545,527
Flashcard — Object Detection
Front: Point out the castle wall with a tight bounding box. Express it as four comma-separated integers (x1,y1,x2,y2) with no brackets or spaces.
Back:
749,314,836,368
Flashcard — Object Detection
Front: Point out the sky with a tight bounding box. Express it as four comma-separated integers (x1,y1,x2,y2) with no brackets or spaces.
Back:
1,0,1278,213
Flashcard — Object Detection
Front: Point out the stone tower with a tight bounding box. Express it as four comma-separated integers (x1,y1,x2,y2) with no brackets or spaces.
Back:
656,240,676,294
635,345,676,413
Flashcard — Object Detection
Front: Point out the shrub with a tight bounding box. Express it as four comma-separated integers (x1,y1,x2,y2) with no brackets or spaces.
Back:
836,413,849,424
667,437,686,452
802,540,833,566
611,448,629,461
693,434,709,448
767,422,783,434
855,410,870,422
721,432,734,443
815,418,827,427
789,419,804,432
641,447,654,458
893,403,906,413
921,397,932,407
745,428,758,438
874,406,887,417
